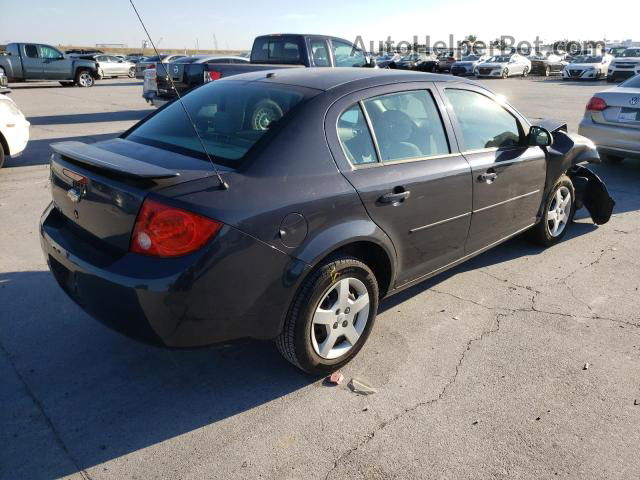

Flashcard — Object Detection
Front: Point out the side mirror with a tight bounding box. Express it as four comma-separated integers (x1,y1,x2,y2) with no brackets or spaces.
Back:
529,126,553,147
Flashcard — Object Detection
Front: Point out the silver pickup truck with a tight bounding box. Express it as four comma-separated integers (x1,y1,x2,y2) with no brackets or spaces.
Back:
0,43,99,87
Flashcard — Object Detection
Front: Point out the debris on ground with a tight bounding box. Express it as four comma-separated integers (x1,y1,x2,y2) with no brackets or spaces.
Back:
348,378,377,395
634,399,639,406
453,316,460,321
472,420,479,425
362,406,370,412
583,362,590,370
327,372,344,385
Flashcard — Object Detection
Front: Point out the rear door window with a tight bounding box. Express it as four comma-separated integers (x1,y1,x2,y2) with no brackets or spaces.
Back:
445,89,523,151
24,44,39,58
362,90,450,162
337,105,378,165
309,39,330,67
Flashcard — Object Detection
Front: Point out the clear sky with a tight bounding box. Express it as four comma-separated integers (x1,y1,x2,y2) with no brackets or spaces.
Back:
0,0,636,51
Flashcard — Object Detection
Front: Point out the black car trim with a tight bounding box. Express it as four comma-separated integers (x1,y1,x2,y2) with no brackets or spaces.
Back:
473,190,541,214
409,212,472,233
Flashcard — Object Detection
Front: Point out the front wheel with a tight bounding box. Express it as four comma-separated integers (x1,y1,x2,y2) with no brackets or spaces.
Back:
529,175,575,247
0,143,5,169
522,67,529,78
276,256,379,374
545,66,550,77
128,67,136,78
502,68,509,79
75,70,95,87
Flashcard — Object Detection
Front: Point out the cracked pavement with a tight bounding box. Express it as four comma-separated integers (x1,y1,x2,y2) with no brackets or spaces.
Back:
1,79,639,479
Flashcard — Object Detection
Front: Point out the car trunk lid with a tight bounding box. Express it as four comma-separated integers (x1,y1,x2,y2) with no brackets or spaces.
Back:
590,88,640,128
49,139,223,251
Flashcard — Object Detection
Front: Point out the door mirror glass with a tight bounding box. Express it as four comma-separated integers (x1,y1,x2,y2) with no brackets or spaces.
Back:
528,126,553,147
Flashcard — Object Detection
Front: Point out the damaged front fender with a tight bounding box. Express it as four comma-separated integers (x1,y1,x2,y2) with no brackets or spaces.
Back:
569,165,616,225
536,125,615,225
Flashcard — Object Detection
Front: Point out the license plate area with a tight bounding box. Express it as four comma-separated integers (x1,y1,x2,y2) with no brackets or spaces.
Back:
618,108,640,123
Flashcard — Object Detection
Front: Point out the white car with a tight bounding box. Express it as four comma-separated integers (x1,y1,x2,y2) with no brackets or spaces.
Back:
95,55,136,79
0,94,30,168
607,48,640,83
562,54,613,80
475,53,531,78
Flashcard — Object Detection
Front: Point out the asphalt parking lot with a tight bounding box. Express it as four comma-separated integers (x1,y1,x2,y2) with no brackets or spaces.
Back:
1,76,639,480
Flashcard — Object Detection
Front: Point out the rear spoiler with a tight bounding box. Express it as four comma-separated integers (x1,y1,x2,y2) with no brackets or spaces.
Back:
51,141,180,179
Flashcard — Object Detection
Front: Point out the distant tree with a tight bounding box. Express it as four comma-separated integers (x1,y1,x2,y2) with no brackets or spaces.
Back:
490,38,509,51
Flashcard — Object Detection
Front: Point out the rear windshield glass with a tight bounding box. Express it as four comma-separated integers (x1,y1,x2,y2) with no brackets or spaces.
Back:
251,37,303,64
620,74,640,88
125,81,314,167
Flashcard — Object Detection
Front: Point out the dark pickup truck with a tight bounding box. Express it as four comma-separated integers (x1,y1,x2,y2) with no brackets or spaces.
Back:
144,34,374,106
0,43,99,87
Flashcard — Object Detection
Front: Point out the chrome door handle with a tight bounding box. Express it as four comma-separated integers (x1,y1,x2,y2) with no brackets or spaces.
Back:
479,172,498,183
379,190,411,205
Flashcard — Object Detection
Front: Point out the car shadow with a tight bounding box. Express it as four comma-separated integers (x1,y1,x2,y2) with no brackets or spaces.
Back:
1,270,313,479
28,110,152,126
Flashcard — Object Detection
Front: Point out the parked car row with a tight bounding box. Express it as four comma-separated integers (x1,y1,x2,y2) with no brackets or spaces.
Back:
142,33,376,107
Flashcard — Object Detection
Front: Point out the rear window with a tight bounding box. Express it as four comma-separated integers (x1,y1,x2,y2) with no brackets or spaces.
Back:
125,81,315,167
251,36,303,64
620,74,640,88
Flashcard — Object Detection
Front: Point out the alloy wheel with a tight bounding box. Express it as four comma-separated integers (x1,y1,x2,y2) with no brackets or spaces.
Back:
547,186,572,237
311,277,370,360
79,73,94,87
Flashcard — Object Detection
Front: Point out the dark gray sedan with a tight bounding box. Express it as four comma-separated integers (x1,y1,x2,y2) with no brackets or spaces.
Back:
40,69,613,373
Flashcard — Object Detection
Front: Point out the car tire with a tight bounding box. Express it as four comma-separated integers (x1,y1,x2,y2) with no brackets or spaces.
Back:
276,256,379,374
502,68,509,79
602,153,624,164
0,141,5,169
75,69,95,87
529,175,575,247
545,66,550,77
522,67,529,78
128,67,136,78
250,99,283,131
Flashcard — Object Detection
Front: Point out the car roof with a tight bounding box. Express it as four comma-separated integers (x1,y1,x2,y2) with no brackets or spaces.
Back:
223,68,476,92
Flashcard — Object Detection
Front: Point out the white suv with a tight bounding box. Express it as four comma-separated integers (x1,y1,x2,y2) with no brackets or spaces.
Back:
607,48,640,83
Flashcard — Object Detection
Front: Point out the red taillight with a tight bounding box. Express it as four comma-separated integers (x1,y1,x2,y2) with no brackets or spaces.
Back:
586,97,607,112
204,70,222,83
130,199,222,257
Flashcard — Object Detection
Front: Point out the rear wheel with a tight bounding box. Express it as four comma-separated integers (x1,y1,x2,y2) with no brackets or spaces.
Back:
276,256,379,374
545,66,550,77
75,69,95,87
602,153,624,164
0,141,5,169
529,175,575,247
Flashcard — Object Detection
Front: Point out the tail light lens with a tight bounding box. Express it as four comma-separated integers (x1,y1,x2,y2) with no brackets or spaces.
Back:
204,70,222,83
130,199,222,257
586,97,607,112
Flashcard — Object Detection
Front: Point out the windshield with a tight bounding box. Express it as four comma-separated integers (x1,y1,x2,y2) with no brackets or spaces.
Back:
487,56,511,63
571,56,602,63
461,55,479,61
620,74,640,88
621,49,640,58
125,82,315,167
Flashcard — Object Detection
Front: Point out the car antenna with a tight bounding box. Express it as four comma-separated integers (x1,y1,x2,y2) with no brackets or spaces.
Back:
128,0,229,190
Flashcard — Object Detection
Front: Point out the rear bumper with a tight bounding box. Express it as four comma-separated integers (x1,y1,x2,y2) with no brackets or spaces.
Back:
40,203,307,347
578,117,640,158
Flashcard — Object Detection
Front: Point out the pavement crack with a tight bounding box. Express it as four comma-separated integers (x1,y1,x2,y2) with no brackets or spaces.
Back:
0,340,93,480
324,311,506,479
